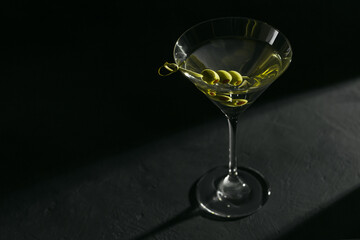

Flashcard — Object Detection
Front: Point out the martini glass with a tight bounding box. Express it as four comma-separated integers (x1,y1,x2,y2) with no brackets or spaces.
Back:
168,17,292,218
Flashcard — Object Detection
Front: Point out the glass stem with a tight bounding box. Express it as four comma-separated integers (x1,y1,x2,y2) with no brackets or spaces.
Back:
216,116,251,201
227,117,239,178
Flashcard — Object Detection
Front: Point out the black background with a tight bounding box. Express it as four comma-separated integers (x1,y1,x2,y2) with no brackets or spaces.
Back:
1,0,359,194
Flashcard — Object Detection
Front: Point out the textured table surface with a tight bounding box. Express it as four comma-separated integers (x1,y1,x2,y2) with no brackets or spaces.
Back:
1,79,360,240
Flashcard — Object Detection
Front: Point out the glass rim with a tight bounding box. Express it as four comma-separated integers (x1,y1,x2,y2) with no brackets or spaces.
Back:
172,16,293,62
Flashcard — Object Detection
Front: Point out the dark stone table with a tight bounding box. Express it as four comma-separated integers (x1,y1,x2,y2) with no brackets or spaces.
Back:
1,78,360,240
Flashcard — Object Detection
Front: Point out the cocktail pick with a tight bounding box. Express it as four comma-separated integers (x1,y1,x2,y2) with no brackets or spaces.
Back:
158,62,202,78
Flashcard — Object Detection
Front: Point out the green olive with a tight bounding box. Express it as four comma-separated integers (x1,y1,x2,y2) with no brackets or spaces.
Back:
228,71,243,86
233,99,248,106
213,95,232,102
207,90,216,96
201,69,220,85
220,98,248,107
216,70,232,84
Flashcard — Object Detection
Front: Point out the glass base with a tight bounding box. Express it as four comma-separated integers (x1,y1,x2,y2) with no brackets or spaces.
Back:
196,166,270,219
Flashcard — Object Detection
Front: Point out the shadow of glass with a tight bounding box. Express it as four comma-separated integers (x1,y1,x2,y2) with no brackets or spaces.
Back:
129,179,246,240
129,206,199,240
279,186,360,240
